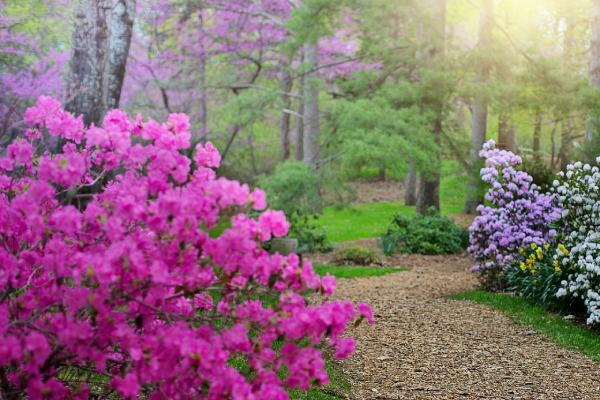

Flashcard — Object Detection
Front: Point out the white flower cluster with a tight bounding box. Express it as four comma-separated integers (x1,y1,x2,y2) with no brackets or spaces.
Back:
552,158,600,324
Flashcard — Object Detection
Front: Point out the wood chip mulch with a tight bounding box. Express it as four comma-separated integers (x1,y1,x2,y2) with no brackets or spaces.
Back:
325,253,600,399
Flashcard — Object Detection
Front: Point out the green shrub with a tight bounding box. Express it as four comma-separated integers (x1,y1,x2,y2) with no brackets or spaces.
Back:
259,161,322,216
380,211,468,255
259,162,333,253
519,157,555,191
332,246,378,266
289,213,333,253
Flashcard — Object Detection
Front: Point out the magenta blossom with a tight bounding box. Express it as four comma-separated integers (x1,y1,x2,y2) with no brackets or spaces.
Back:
0,96,371,399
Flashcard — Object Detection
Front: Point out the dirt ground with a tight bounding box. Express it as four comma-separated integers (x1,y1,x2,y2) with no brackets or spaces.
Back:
316,251,600,399
352,180,405,204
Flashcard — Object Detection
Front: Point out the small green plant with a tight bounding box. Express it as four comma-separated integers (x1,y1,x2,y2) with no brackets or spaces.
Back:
381,210,468,256
289,213,333,253
332,246,379,266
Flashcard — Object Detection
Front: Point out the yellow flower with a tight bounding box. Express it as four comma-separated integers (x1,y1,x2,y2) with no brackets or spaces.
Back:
557,244,569,255
519,263,526,271
544,243,550,251
531,243,538,249
519,248,525,255
536,248,544,260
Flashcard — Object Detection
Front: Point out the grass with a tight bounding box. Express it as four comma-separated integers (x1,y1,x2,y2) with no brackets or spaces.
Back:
440,160,468,215
314,264,406,279
450,290,600,362
318,202,414,243
289,360,351,399
318,160,468,243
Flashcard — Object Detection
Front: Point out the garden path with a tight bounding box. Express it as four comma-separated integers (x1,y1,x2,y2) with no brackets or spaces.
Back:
331,251,600,399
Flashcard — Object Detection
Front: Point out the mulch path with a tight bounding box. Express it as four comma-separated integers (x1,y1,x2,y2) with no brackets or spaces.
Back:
315,251,600,399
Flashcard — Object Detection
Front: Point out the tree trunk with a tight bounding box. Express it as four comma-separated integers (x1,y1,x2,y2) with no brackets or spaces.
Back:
198,11,208,141
497,112,516,153
66,0,136,126
417,115,442,214
587,0,600,143
279,63,293,161
533,112,542,158
302,42,320,168
464,0,493,214
558,118,573,170
295,51,305,162
295,78,305,161
404,160,417,206
416,0,445,215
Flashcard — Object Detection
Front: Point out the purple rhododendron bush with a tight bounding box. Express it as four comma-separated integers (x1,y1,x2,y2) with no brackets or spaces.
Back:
0,96,374,400
468,141,561,276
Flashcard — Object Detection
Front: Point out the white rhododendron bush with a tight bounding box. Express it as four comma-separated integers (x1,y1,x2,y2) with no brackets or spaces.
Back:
552,160,600,324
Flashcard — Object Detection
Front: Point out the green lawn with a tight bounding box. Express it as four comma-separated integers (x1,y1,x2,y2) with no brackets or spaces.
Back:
450,291,600,362
318,160,468,243
318,202,414,243
314,264,405,279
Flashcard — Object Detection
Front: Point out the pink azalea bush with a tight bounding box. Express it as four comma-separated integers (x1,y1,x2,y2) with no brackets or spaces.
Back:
0,96,374,399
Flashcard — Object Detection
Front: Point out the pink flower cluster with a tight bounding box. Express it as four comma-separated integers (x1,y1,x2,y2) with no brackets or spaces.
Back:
0,96,373,399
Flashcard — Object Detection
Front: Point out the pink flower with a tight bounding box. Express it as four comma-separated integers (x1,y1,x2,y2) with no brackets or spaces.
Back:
250,188,267,210
112,373,140,399
357,303,376,324
223,323,251,352
321,273,336,295
6,139,34,167
331,337,355,359
194,141,221,168
23,95,61,125
258,210,289,241
0,96,371,399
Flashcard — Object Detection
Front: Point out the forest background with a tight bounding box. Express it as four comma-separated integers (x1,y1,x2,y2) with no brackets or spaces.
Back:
2,0,599,215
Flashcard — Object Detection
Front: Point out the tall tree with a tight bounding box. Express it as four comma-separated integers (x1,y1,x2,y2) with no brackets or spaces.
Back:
404,160,417,206
279,56,293,160
532,111,542,157
586,0,600,147
465,0,493,214
497,113,516,152
302,41,321,168
417,0,446,214
66,0,136,126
